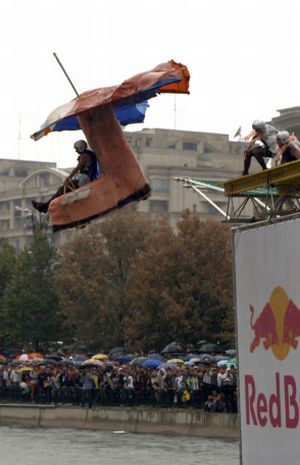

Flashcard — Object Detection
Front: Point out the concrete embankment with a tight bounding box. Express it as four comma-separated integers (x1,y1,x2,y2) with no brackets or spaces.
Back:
0,404,238,438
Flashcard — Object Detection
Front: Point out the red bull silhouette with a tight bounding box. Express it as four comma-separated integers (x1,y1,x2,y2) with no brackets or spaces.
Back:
283,300,300,349
250,303,278,352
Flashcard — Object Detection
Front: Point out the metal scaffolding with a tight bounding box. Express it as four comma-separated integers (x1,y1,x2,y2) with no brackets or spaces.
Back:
174,167,300,224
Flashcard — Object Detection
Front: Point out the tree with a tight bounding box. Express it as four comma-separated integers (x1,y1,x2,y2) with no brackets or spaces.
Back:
0,239,16,346
56,209,156,350
1,231,64,350
0,239,16,302
123,213,234,351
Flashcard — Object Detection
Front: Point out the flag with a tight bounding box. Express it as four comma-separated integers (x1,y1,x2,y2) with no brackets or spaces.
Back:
233,126,242,139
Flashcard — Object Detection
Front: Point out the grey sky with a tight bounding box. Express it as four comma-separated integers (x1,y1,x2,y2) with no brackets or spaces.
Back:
2,0,300,168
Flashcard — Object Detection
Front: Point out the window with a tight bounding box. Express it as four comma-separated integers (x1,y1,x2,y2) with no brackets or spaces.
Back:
206,203,225,215
150,179,169,191
168,143,176,149
40,174,50,187
15,168,28,177
149,200,169,213
146,137,152,147
0,220,10,231
0,202,10,212
14,200,22,217
183,142,197,151
14,217,26,228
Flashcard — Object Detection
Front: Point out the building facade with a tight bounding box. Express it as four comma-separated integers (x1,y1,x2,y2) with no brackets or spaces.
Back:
0,127,247,248
0,159,70,250
129,128,244,227
271,106,300,139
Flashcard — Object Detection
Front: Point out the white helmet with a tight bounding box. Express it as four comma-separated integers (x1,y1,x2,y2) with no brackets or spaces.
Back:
276,130,290,144
252,120,266,131
73,140,87,153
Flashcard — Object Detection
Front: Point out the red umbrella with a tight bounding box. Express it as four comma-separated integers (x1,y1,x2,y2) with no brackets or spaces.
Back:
15,352,44,362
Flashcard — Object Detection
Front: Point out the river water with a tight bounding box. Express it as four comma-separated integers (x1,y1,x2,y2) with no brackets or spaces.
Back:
0,426,239,465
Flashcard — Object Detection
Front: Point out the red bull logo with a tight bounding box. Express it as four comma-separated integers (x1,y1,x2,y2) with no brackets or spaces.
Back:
245,372,300,428
250,286,300,361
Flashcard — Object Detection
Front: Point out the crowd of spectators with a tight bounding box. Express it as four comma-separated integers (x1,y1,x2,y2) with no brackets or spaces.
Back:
0,356,237,413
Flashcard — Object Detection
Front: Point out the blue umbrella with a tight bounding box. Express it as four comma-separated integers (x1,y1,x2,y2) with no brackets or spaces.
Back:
113,354,134,364
129,357,148,366
214,355,229,362
146,353,164,361
217,359,229,367
186,353,200,360
69,354,88,365
184,360,195,366
158,362,178,370
141,359,161,368
197,354,215,364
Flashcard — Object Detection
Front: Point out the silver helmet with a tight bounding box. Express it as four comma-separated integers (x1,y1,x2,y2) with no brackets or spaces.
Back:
252,119,266,131
276,130,290,144
73,140,87,153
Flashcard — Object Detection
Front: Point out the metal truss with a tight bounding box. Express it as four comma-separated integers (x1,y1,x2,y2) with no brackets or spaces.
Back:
174,177,300,224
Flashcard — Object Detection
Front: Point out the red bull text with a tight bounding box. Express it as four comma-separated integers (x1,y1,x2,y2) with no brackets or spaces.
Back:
245,372,299,429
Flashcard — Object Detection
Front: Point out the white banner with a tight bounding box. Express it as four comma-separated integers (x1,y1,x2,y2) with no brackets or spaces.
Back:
234,216,300,465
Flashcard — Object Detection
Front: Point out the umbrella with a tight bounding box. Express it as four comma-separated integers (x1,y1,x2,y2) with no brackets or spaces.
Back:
198,343,221,354
184,360,195,366
58,359,74,366
15,352,44,362
214,355,229,362
190,357,201,363
225,349,236,356
91,353,109,361
108,347,125,356
158,363,178,370
186,353,200,359
197,354,215,364
161,342,183,354
228,357,237,366
146,353,164,361
82,358,103,367
69,354,88,365
30,358,45,364
217,359,229,367
167,358,184,364
79,363,99,369
104,361,119,367
46,354,65,361
129,357,148,366
44,359,60,365
113,354,134,364
141,359,161,368
17,366,33,372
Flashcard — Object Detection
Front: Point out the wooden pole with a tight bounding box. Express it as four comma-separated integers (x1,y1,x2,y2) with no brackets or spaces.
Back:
53,52,80,97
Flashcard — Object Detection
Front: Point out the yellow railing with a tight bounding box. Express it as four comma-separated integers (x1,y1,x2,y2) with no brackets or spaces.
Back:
224,160,300,196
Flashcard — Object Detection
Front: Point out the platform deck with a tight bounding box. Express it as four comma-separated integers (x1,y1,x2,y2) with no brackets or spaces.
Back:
224,160,300,196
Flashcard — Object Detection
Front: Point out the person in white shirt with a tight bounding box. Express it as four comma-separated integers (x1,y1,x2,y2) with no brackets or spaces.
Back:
217,366,226,388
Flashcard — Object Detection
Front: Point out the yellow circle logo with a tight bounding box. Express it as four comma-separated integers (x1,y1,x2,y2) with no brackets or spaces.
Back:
250,287,300,361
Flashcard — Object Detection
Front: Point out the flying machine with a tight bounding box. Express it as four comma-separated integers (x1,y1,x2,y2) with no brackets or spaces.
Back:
31,59,190,231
